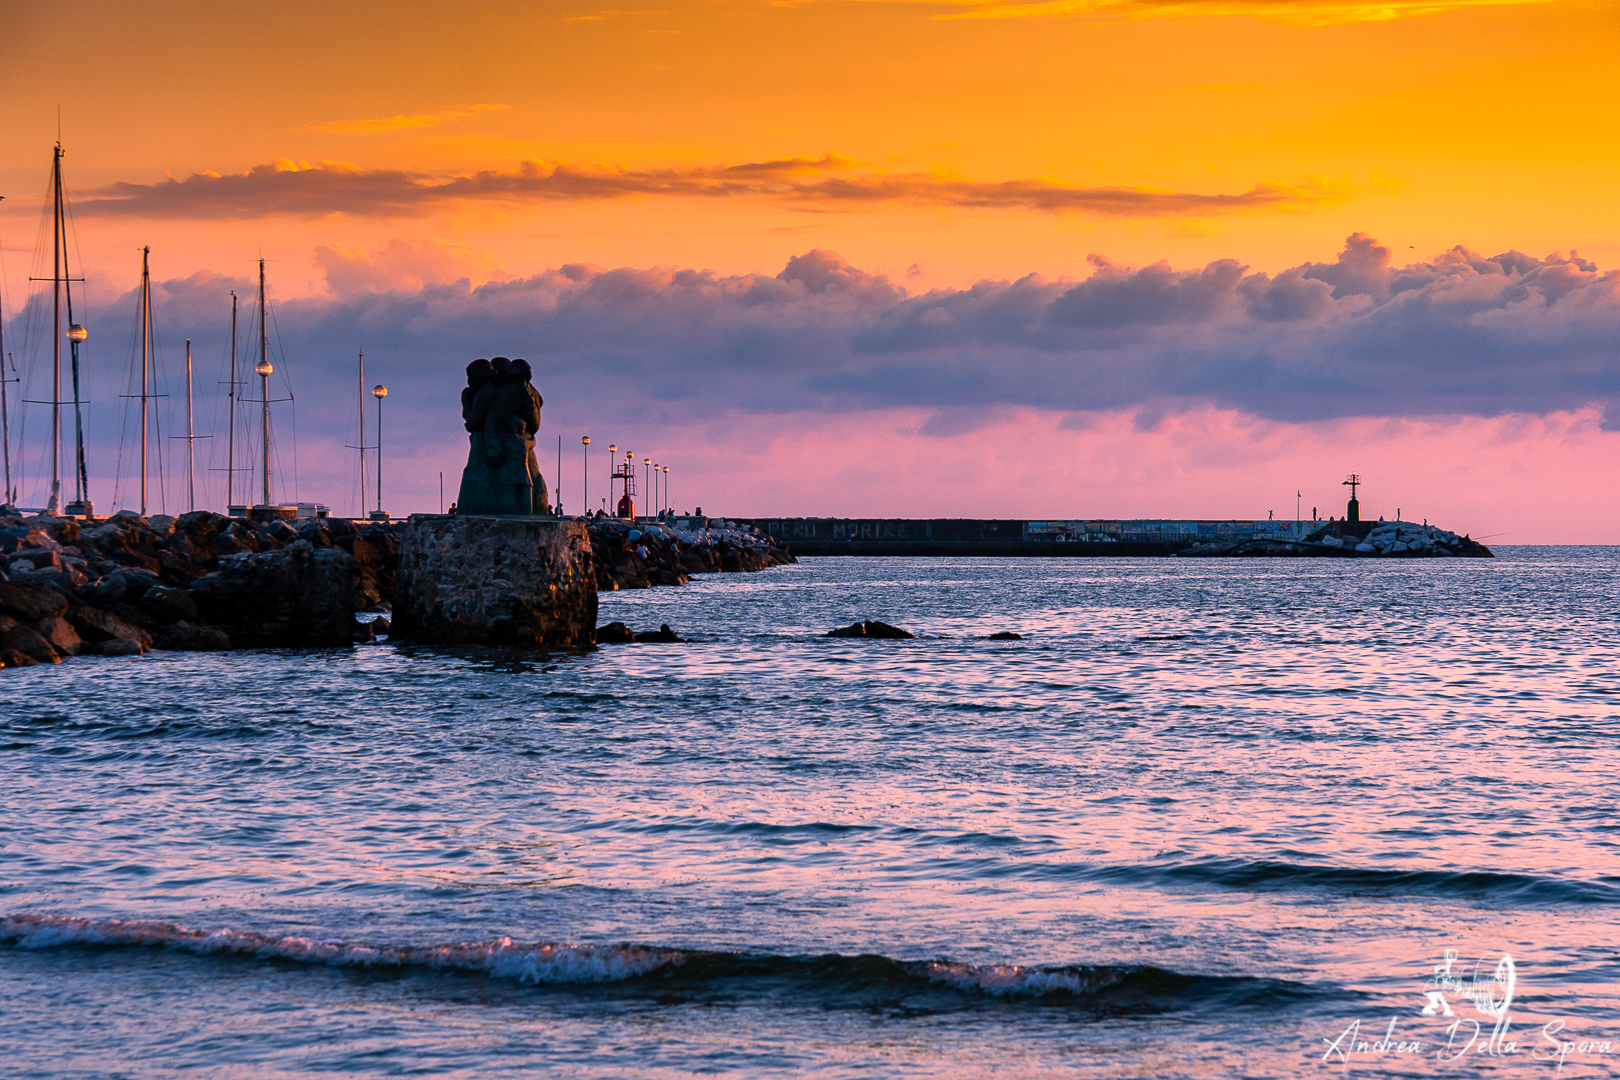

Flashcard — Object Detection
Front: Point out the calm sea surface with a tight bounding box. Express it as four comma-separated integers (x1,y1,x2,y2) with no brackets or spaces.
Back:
3,550,1618,1078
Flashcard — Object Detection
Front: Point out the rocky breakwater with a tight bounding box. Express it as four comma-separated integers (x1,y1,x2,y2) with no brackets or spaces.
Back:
392,515,596,649
588,517,796,591
1181,519,1492,558
0,506,408,667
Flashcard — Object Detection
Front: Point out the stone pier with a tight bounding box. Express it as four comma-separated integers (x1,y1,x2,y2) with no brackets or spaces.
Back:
392,516,597,648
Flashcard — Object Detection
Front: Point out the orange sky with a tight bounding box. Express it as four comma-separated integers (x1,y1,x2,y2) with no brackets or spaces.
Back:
4,0,1616,292
1,0,1617,533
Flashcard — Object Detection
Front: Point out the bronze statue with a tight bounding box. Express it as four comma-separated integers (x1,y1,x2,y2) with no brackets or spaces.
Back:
455,355,549,515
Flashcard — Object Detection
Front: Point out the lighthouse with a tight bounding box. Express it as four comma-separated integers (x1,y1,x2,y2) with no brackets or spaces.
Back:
1342,474,1362,522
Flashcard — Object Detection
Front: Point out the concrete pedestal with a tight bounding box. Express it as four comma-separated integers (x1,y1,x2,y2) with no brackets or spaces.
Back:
392,515,597,648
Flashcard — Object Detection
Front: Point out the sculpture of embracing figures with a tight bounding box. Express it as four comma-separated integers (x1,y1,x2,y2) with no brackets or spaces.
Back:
455,356,550,515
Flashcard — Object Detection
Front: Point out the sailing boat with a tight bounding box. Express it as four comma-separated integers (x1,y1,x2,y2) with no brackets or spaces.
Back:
231,259,304,521
30,143,92,516
128,246,161,515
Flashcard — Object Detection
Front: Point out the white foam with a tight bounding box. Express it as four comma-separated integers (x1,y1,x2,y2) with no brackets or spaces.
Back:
913,960,1125,997
0,914,680,985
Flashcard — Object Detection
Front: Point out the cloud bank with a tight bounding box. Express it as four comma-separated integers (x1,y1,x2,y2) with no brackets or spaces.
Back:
267,233,1619,429
8,234,1616,523
69,156,1340,221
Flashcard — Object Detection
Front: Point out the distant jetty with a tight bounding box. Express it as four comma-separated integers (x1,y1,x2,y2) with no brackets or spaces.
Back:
735,517,1492,558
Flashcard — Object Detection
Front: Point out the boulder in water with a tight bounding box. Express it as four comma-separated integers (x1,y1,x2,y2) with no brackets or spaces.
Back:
827,620,914,639
594,621,635,644
0,615,60,663
154,621,232,651
634,624,683,643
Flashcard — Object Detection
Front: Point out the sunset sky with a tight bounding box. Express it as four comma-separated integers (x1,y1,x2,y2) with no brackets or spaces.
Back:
2,0,1617,537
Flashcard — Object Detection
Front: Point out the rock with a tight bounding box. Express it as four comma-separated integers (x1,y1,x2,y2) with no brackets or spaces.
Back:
986,631,1023,640
827,619,914,639
16,548,61,570
139,584,198,625
354,617,377,643
0,580,70,623
372,616,390,636
1355,543,1375,553
634,624,683,643
36,615,83,656
68,606,154,652
154,621,232,651
191,546,355,648
14,565,87,593
108,602,161,633
1,648,38,668
392,516,597,649
101,640,145,657
594,621,636,644
0,616,61,663
83,567,160,607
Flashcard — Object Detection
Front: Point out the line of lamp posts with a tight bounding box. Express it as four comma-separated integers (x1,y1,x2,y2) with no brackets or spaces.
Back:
579,436,676,521
364,391,676,521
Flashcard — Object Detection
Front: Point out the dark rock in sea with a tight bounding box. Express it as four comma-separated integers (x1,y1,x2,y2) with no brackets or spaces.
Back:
372,616,390,636
36,615,84,656
634,624,683,643
154,621,232,651
101,640,145,657
0,615,61,664
594,621,636,644
68,606,153,654
354,617,377,643
1,647,37,667
827,619,914,639
0,581,70,623
191,541,355,648
986,631,1024,640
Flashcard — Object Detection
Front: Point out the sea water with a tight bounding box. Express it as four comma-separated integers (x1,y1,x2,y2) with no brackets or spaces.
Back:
3,551,1618,1078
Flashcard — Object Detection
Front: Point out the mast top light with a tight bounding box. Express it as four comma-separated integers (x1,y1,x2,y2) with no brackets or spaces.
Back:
67,324,87,343
256,359,273,377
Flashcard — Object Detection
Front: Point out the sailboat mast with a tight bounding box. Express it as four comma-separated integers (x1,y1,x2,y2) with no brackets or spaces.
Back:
139,247,150,515
184,338,195,512
0,228,11,505
64,186,87,510
49,145,63,513
226,292,237,509
0,352,12,507
259,259,269,507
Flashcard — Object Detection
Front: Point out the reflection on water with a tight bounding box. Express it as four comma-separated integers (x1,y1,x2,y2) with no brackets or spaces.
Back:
2,549,1618,1077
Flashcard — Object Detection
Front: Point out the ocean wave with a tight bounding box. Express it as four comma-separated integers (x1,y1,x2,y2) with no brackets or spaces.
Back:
1062,858,1620,904
0,913,1327,1011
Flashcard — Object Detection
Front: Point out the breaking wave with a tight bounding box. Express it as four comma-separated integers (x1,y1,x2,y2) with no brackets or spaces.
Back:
1,913,1329,1010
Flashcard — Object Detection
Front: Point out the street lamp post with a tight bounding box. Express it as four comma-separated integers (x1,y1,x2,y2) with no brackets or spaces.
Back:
372,383,388,518
662,465,669,517
642,457,650,520
652,463,660,516
581,436,590,518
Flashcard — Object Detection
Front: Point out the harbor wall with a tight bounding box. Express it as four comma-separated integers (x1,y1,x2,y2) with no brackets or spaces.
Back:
729,518,1313,556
